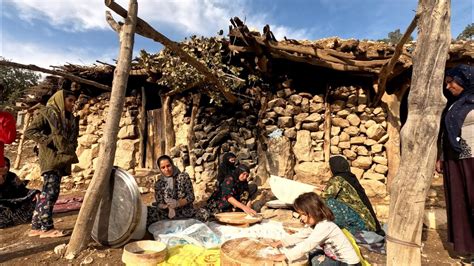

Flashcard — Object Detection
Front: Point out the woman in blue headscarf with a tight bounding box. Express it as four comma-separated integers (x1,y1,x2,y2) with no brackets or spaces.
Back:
436,64,474,257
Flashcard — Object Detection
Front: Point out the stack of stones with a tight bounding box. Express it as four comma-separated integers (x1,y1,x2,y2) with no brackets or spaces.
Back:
169,102,259,202
261,85,389,198
67,94,140,190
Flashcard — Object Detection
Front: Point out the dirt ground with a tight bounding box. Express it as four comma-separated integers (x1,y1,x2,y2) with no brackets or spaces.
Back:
0,192,468,266
1,145,470,265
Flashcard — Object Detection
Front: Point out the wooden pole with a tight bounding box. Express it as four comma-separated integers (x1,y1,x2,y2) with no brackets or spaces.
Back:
374,15,419,106
0,60,111,91
13,112,31,169
65,0,138,258
104,0,237,104
187,93,201,169
386,0,450,265
383,83,409,190
139,86,147,168
162,95,175,155
323,85,332,163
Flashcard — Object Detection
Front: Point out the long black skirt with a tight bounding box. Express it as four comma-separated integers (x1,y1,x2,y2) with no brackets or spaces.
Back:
443,157,474,253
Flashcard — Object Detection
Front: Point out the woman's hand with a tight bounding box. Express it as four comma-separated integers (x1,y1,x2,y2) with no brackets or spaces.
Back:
268,240,283,248
158,203,168,209
242,205,257,216
268,254,286,261
435,160,443,173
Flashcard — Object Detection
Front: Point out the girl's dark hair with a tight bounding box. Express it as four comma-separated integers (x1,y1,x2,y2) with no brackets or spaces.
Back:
157,155,173,167
63,90,77,99
233,164,250,178
293,192,334,224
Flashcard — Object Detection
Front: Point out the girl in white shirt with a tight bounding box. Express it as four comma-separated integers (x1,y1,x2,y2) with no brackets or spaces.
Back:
269,192,361,266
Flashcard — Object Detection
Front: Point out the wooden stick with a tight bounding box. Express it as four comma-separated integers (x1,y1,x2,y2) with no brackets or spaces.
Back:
65,0,138,258
162,95,175,154
0,60,111,91
374,14,419,106
138,86,147,168
104,0,237,104
187,93,201,169
13,112,30,169
383,82,410,190
323,85,332,163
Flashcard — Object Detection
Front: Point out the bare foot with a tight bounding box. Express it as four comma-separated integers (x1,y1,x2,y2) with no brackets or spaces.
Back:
28,229,42,237
39,229,71,238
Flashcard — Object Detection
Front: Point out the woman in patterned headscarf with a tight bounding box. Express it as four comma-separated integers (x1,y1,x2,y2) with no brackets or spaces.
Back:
322,155,383,236
147,155,196,226
25,90,79,238
196,164,257,221
436,64,474,256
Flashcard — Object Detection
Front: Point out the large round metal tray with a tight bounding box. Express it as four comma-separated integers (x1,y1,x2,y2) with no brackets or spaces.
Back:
91,167,142,247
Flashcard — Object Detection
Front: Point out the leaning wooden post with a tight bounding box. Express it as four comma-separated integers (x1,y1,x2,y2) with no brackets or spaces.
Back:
65,0,138,257
13,111,30,169
386,0,450,265
323,85,332,163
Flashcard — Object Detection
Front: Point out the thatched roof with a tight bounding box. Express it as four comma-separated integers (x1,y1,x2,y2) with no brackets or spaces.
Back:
17,17,473,107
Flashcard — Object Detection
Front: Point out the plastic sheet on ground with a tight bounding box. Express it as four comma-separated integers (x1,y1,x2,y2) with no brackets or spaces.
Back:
148,219,221,248
148,219,292,248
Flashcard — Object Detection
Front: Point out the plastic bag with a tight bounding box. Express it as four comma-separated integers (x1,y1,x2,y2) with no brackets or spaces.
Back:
148,219,221,248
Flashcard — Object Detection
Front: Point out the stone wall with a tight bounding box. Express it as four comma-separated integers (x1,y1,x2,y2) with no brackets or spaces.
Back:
261,85,389,198
169,99,259,202
18,94,142,191
165,85,390,205
17,85,391,219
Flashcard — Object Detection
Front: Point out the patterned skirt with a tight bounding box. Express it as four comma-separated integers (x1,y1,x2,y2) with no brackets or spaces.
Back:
325,198,367,235
0,190,38,228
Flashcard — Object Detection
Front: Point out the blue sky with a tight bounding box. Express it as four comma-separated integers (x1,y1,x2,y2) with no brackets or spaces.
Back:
1,0,472,68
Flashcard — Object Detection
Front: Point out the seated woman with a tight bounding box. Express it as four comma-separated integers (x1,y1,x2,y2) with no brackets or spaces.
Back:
0,157,39,228
197,164,257,221
147,155,195,226
321,155,384,236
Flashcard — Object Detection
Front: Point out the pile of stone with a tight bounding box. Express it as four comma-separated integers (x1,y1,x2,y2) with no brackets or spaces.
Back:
169,102,259,202
66,94,141,190
261,85,389,198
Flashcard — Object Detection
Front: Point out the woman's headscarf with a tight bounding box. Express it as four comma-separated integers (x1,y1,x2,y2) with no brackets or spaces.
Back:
216,152,237,184
444,64,474,153
43,90,75,137
157,155,181,201
232,164,250,181
329,155,383,235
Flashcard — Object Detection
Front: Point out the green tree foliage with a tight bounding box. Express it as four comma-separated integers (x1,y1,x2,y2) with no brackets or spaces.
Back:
0,57,40,107
456,23,474,40
379,29,414,44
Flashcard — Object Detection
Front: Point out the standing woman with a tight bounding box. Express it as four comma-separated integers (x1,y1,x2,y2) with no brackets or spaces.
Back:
437,64,474,257
25,90,79,238
147,155,195,226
